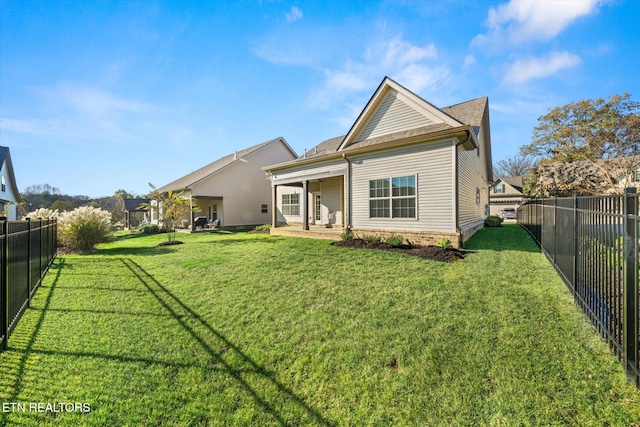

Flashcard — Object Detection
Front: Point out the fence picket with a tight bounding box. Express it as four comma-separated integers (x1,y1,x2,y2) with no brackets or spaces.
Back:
519,191,640,386
0,218,57,355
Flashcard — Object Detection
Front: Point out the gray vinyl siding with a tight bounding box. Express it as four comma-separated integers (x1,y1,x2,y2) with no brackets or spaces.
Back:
355,90,434,142
350,139,455,232
457,139,490,232
320,176,342,225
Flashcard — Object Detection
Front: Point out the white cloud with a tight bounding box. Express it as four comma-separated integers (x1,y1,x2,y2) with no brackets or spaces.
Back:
474,0,603,46
382,38,437,67
306,36,449,111
324,68,370,92
503,51,582,84
394,64,451,95
463,54,476,69
39,85,164,116
0,84,170,144
285,6,303,23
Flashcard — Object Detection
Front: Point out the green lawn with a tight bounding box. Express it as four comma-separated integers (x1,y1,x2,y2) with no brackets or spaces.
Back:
1,225,639,426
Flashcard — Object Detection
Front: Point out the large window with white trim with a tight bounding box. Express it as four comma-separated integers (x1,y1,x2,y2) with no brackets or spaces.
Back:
369,175,416,218
282,193,300,216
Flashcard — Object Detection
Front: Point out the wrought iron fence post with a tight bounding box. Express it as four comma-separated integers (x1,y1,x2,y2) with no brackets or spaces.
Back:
623,187,639,384
0,217,7,352
26,217,31,308
38,217,43,281
573,193,579,298
553,196,558,262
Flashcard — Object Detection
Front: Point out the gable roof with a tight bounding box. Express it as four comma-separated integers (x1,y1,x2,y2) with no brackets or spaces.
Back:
339,77,467,151
157,137,295,193
264,77,490,173
494,176,523,193
0,146,21,202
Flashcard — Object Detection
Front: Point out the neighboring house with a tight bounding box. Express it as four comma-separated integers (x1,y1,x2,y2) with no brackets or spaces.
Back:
0,147,21,220
152,137,297,229
123,198,151,229
490,176,524,217
263,77,493,248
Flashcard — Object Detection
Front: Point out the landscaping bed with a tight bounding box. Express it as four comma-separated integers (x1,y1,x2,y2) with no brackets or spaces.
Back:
331,239,466,262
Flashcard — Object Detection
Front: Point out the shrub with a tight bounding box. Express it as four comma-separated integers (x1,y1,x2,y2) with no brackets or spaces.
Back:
141,224,159,234
362,234,382,244
484,215,503,227
21,207,60,220
254,224,271,231
340,229,354,241
438,237,452,249
58,206,112,253
385,234,404,247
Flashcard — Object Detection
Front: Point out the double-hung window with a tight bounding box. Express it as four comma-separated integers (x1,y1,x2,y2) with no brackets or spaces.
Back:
282,193,300,216
369,175,416,219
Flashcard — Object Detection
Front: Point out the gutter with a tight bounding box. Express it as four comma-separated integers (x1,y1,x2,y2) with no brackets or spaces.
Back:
262,126,473,172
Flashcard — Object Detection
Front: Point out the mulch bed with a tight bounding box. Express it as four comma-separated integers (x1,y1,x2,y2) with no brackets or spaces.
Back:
158,240,184,246
331,239,465,262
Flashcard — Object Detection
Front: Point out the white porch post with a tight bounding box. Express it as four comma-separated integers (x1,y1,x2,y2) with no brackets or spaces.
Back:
272,184,278,228
303,180,309,230
343,155,351,229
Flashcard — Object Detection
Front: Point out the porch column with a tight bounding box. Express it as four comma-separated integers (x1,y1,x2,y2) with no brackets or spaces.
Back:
343,155,351,229
303,180,309,230
272,184,278,228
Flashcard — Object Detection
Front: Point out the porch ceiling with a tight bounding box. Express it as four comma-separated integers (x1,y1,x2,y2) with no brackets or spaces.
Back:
271,168,346,185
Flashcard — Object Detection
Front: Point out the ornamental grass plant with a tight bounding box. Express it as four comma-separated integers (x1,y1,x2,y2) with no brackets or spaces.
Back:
57,206,112,253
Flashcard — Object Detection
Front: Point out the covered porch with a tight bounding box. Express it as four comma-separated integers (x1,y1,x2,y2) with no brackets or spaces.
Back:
270,173,349,232
188,195,223,230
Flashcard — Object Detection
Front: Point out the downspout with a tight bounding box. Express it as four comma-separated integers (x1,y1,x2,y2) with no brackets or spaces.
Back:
454,131,472,241
342,153,352,229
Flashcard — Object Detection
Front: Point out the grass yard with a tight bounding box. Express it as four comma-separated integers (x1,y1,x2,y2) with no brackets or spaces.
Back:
1,224,639,425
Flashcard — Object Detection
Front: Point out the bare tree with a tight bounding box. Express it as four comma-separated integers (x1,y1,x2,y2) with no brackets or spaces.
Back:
493,154,536,179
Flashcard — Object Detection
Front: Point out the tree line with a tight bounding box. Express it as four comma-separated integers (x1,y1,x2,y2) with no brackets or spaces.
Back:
494,93,640,197
19,184,137,226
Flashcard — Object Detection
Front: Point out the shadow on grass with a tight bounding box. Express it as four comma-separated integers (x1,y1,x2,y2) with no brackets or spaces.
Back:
1,258,64,427
465,223,541,253
120,258,335,426
89,246,178,257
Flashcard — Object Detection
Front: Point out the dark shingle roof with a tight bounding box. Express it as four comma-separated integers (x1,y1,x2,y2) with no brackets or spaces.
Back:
301,97,487,156
298,135,345,159
124,198,151,212
500,176,523,192
0,147,8,166
441,97,488,128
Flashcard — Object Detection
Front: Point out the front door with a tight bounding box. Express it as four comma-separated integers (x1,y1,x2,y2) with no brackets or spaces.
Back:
314,194,322,224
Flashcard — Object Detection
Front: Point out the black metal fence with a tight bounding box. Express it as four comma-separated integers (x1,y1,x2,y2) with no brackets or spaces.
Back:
518,189,639,386
0,217,57,353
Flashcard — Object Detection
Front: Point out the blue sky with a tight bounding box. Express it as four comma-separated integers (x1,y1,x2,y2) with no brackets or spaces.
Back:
1,0,638,197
